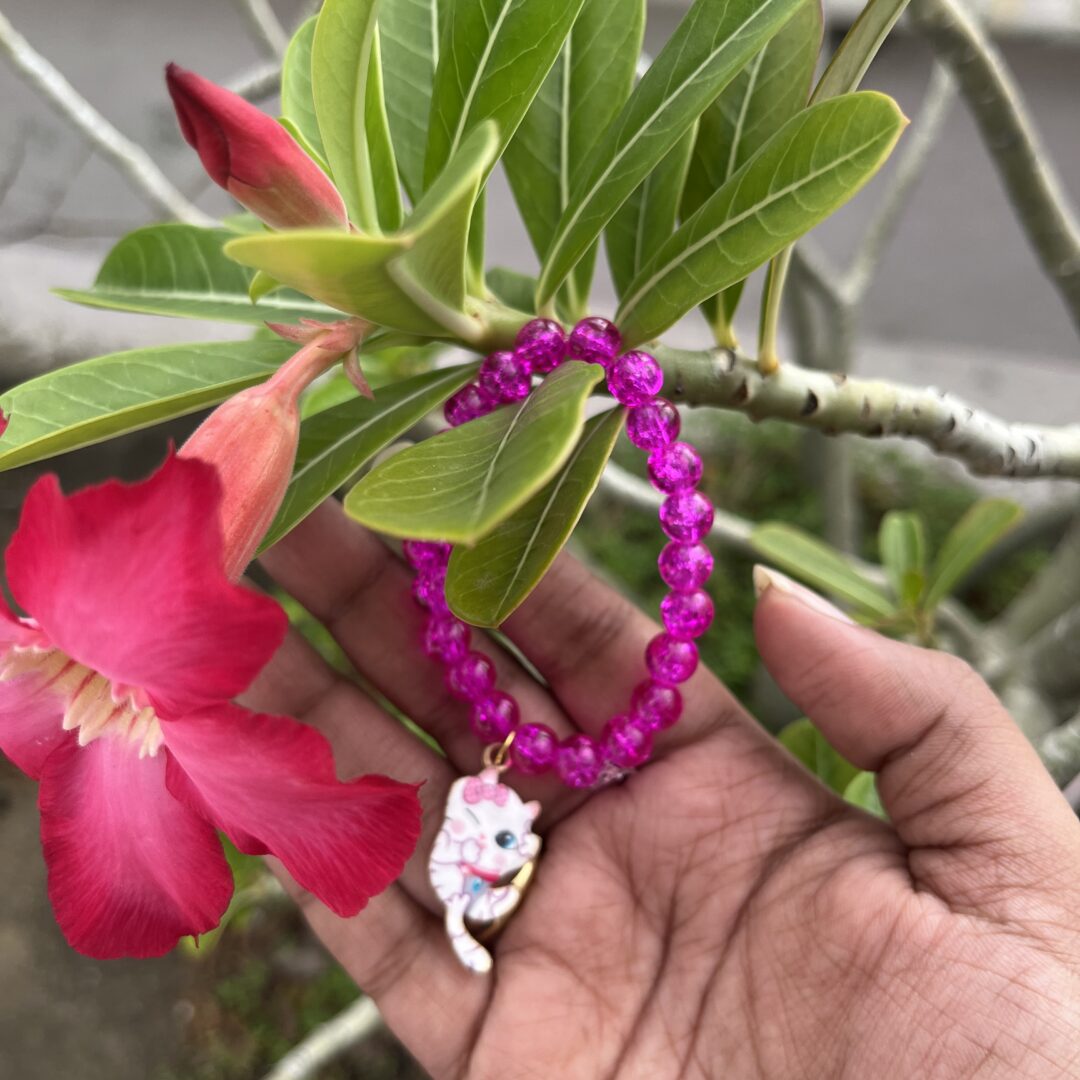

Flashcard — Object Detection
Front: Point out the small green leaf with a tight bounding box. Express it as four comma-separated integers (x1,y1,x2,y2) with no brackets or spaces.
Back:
924,499,1022,609
778,718,860,794
486,267,539,314
0,340,295,471
424,0,587,190
344,361,605,543
616,92,906,347
281,16,327,162
878,510,926,605
262,364,477,550
446,406,625,625
751,523,895,618
536,0,804,306
380,0,444,203
606,122,697,300
811,0,911,104
313,0,403,231
843,771,886,818
55,224,335,324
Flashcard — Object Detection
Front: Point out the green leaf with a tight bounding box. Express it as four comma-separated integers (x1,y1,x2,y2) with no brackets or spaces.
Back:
681,0,822,333
843,771,886,819
503,0,644,308
536,0,804,306
262,364,476,549
224,230,446,335
423,0,586,190
751,522,895,618
811,0,911,104
380,0,444,203
924,499,1022,609
313,0,403,231
0,340,295,472
281,16,327,163
616,92,906,346
486,267,539,314
446,406,625,625
878,510,926,605
344,360,605,542
606,122,697,300
778,718,860,794
55,224,336,325
278,117,331,176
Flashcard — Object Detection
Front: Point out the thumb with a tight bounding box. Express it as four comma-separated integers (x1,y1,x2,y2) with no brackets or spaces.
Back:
753,566,1080,920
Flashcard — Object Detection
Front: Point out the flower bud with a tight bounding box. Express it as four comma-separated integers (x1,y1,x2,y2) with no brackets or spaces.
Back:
165,63,348,230
180,321,369,579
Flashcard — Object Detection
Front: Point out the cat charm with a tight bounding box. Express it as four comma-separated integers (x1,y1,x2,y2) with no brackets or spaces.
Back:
428,768,542,973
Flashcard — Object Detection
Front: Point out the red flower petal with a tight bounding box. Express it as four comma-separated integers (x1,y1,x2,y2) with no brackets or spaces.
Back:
39,735,233,959
163,705,422,917
4,455,287,716
0,660,67,779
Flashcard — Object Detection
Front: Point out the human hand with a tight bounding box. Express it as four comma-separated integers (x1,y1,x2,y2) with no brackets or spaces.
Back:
245,500,1080,1079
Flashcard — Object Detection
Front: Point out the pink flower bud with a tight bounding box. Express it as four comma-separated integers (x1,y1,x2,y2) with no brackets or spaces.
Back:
165,63,348,230
179,321,369,579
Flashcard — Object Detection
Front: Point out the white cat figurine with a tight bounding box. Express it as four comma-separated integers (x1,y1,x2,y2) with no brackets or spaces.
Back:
428,768,542,973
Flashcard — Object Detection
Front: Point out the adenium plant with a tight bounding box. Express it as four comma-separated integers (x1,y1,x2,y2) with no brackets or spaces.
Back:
0,0,921,955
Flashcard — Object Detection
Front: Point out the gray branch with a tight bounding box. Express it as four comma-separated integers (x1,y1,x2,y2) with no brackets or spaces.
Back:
232,0,289,59
911,0,1080,336
226,60,281,101
0,10,213,226
1040,710,1080,787
262,996,382,1080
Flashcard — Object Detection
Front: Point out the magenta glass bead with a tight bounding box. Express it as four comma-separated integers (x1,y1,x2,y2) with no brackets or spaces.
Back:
626,397,680,450
446,651,495,702
568,317,621,368
648,441,702,494
657,542,713,591
403,539,451,571
661,588,714,640
510,722,558,775
631,680,683,731
514,318,565,374
470,691,520,742
607,349,663,406
659,490,714,543
646,633,699,685
601,714,654,770
557,734,604,789
478,350,532,403
423,613,470,663
412,568,448,611
444,383,497,427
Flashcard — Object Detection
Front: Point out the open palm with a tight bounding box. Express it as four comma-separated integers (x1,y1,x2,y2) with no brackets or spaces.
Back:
246,502,1080,1079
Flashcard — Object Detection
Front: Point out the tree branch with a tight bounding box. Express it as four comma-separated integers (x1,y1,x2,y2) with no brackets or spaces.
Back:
911,0,1080,337
655,344,1080,480
226,59,281,101
0,10,213,226
232,0,289,59
262,996,382,1080
1040,710,1080,787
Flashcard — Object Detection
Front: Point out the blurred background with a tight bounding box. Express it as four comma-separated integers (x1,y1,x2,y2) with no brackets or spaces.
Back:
0,1,1078,1077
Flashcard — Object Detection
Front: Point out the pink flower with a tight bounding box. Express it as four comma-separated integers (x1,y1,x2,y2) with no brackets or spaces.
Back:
165,63,348,230
0,455,421,958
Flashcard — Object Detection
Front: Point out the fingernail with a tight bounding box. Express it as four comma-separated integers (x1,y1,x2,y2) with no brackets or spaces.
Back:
752,565,856,625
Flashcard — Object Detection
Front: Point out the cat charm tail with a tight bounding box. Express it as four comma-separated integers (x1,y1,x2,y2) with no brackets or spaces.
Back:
428,767,542,974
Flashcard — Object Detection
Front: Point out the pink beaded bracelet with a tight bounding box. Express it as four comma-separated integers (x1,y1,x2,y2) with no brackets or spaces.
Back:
404,317,715,790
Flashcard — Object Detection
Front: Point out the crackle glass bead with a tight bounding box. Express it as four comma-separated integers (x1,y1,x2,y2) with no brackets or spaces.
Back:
403,540,451,571
423,613,470,663
446,651,495,702
479,350,532,403
470,691,520,742
515,318,565,374
648,441,702,494
444,383,496,427
659,490,714,543
602,714,654,770
568,317,621,367
557,733,604,789
646,633,699,685
412,568,448,611
658,542,713,591
631,680,683,731
607,349,663,406
627,397,680,450
510,722,558,775
661,588,714,640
